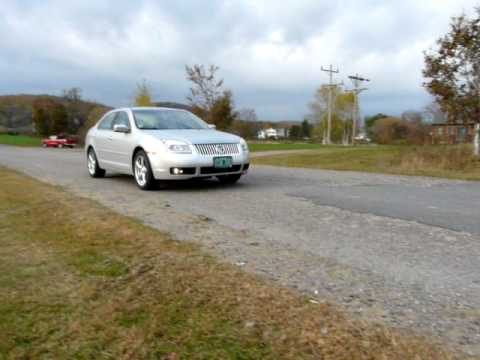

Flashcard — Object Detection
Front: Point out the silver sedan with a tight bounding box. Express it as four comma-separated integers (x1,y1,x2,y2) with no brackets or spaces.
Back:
85,107,250,190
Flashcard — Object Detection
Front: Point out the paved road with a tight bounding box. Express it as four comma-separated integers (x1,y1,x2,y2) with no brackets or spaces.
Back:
1,145,480,356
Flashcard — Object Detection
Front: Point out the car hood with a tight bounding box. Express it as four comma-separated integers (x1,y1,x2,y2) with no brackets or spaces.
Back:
142,129,241,144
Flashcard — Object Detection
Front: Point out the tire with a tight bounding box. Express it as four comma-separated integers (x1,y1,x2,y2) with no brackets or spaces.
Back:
217,173,242,185
58,144,63,148
87,148,105,178
133,150,156,190
42,143,48,148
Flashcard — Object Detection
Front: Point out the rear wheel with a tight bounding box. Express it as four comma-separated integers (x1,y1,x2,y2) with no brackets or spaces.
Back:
87,148,105,178
217,174,242,185
133,150,156,190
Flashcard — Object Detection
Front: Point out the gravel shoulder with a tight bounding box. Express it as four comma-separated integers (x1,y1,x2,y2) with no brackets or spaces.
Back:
1,145,480,357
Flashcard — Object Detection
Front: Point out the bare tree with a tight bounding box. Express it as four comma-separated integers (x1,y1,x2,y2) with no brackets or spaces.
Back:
423,101,447,123
237,108,258,122
185,64,224,111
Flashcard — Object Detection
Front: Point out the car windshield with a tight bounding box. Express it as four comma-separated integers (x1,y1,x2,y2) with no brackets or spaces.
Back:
132,109,209,130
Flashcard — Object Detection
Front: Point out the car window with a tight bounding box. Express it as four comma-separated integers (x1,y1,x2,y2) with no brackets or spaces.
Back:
113,111,131,129
98,113,116,130
132,109,208,130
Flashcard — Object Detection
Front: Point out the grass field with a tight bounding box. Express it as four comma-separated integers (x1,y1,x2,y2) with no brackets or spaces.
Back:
0,134,42,147
253,144,480,181
0,168,453,359
248,142,327,152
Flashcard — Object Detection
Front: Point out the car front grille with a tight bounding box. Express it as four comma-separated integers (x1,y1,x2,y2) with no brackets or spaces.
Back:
194,143,239,156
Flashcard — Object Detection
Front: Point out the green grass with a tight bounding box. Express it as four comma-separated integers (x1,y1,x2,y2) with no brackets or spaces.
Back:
253,144,480,181
0,134,42,147
0,168,453,359
248,142,328,152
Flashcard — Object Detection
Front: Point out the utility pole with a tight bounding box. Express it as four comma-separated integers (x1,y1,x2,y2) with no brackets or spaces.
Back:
348,74,370,144
321,65,340,145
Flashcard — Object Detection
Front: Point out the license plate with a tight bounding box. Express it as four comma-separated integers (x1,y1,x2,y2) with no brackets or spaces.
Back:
213,156,233,169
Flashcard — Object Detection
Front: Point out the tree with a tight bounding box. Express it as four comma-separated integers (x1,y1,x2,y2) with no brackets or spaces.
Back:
232,108,260,138
185,64,237,129
62,87,84,133
135,80,153,106
301,119,312,138
289,125,302,139
32,97,57,136
237,108,258,123
62,87,82,102
423,8,480,154
371,117,430,145
309,85,354,143
423,101,447,123
51,103,68,134
78,106,111,144
401,110,424,124
186,64,223,110
32,105,49,136
207,90,237,130
365,113,388,139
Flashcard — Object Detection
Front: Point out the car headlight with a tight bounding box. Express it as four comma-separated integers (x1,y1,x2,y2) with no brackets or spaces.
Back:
164,141,192,154
240,139,249,153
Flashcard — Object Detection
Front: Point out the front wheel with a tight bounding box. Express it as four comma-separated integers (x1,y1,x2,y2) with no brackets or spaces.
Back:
133,150,156,190
87,148,105,178
217,174,242,185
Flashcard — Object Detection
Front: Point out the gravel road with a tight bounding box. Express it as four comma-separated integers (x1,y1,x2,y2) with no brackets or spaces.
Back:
1,145,480,357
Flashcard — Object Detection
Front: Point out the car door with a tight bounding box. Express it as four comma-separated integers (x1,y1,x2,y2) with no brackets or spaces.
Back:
94,112,117,167
108,111,134,173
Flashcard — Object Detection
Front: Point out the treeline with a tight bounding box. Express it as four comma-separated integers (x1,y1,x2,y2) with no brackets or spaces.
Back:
365,112,431,145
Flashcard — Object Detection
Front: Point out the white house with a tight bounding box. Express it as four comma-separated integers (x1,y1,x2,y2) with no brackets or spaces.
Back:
257,128,278,140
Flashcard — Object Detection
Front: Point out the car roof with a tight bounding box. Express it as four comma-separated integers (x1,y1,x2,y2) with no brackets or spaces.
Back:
115,107,187,112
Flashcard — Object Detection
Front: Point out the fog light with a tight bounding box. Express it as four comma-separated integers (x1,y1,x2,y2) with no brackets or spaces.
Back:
173,168,183,175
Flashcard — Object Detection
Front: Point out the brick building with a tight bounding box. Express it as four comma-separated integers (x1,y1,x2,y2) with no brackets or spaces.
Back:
430,122,477,144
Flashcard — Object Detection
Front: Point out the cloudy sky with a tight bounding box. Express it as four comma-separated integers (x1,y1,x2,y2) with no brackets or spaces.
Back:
1,1,478,121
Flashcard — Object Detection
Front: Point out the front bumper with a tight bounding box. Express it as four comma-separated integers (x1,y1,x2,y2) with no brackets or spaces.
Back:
148,151,250,180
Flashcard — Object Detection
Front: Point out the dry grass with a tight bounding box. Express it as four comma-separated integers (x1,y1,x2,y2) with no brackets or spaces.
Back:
253,145,480,181
0,168,460,359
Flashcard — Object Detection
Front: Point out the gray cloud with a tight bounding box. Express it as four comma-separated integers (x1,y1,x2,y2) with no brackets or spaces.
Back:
0,0,478,120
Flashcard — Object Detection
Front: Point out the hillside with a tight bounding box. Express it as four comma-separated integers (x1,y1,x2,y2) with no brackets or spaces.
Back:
0,94,108,133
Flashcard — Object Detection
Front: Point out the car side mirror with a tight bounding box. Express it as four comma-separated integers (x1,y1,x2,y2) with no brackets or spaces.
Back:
208,124,216,129
113,124,130,133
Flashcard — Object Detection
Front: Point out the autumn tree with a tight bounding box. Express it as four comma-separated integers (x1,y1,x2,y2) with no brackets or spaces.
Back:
185,64,237,129
135,80,153,106
32,98,66,136
32,104,49,136
207,90,237,130
231,108,260,138
365,113,389,139
423,8,480,154
50,103,68,134
309,85,354,143
78,106,111,144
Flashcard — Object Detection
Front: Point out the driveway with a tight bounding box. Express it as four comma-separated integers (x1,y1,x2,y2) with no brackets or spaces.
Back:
1,145,480,356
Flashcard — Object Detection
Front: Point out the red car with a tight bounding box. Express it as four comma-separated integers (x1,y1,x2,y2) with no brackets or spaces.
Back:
42,135,78,148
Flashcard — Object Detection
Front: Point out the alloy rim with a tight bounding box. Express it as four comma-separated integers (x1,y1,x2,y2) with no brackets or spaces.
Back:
88,152,96,175
135,155,148,186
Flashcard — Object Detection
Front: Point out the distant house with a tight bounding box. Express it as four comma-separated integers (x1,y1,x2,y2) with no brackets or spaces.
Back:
276,127,289,138
430,122,476,144
257,128,278,140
